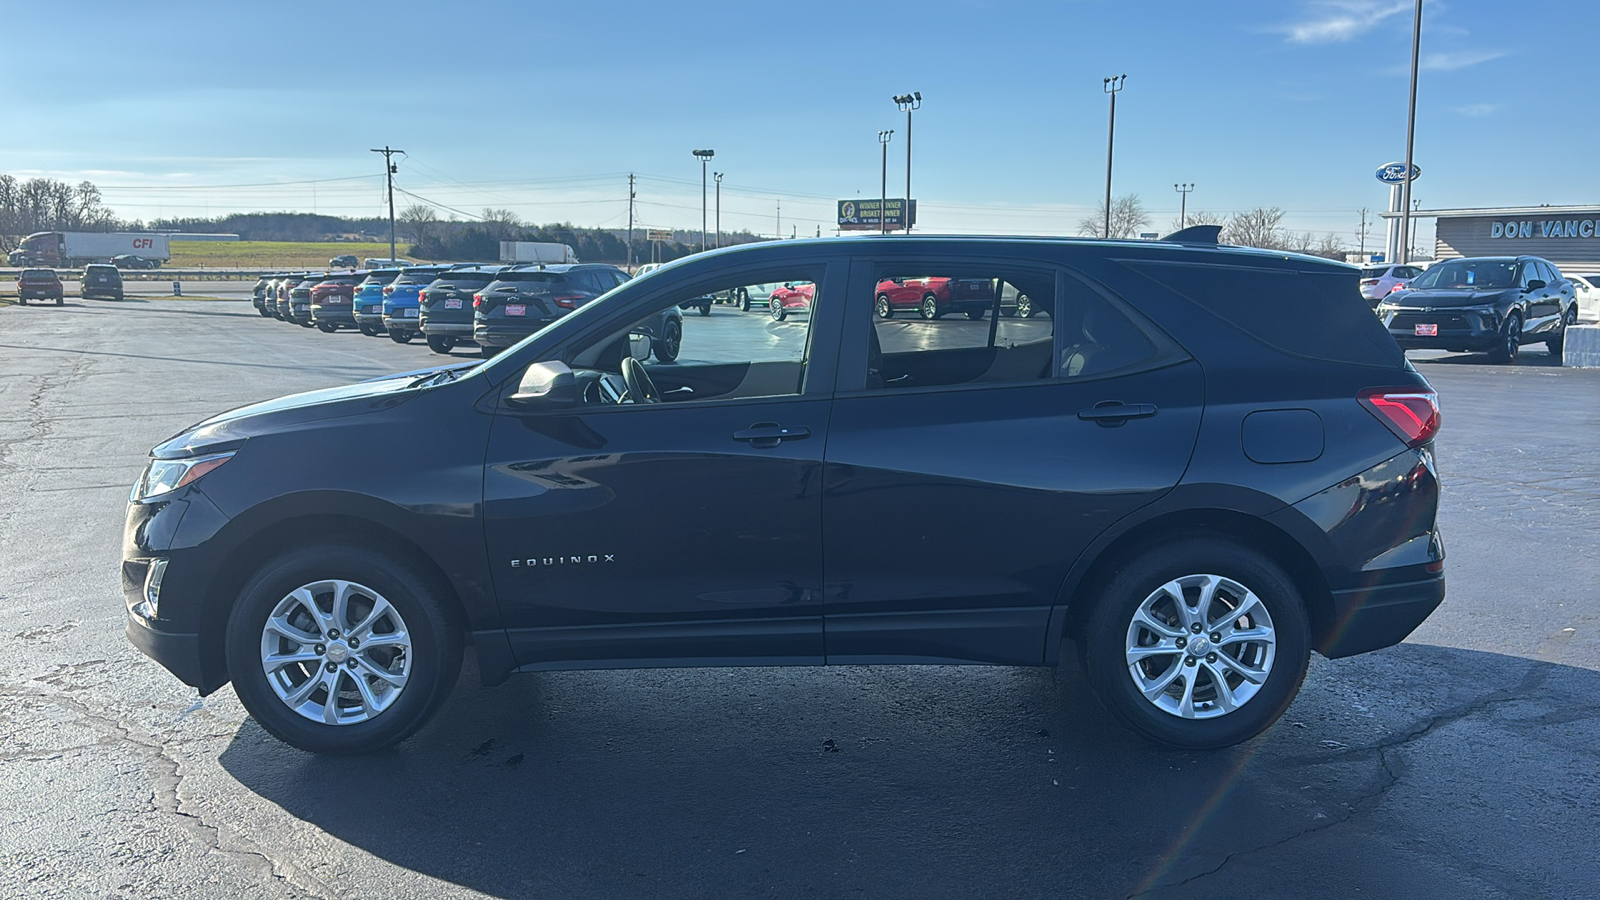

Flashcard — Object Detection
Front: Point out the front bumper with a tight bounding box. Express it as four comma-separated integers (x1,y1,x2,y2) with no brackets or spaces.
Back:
1383,308,1502,351
126,613,208,689
1319,575,1446,658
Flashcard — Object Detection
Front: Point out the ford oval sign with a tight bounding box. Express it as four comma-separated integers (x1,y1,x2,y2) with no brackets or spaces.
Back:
1376,162,1421,184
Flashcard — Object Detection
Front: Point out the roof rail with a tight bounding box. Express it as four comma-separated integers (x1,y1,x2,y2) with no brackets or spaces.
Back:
1161,224,1222,244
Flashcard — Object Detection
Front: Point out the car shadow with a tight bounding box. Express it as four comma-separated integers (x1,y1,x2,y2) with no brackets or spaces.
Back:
217,644,1600,898
1408,347,1563,367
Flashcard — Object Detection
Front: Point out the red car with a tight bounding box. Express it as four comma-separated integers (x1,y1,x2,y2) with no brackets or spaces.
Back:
769,282,815,321
308,272,365,332
875,276,994,320
16,268,64,305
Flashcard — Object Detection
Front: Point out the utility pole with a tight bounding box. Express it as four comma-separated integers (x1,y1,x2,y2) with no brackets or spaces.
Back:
370,146,403,262
776,200,781,239
1398,0,1423,264
626,174,636,270
1358,207,1369,257
1102,75,1126,239
713,172,722,249
878,130,894,235
1174,183,1194,230
1409,198,1421,261
692,149,715,252
894,92,921,233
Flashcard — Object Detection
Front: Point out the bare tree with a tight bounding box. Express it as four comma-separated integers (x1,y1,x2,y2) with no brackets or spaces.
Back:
480,208,523,241
398,204,437,244
1222,207,1288,249
1077,195,1150,239
1169,209,1224,232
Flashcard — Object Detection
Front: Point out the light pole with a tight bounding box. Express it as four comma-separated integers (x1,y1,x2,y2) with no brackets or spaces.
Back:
893,92,921,233
877,130,894,235
1102,74,1126,239
1174,183,1194,230
713,172,722,250
1398,0,1423,264
692,149,715,251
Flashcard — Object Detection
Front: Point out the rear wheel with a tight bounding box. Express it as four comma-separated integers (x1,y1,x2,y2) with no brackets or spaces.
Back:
426,334,457,354
1547,306,1577,354
480,344,503,358
920,294,940,320
358,323,378,337
737,288,751,312
699,302,712,317
1488,312,1521,363
771,298,787,321
55,296,64,306
316,322,337,333
654,318,682,363
966,309,985,320
388,330,413,344
1080,537,1310,749
258,304,272,317
1015,293,1035,318
225,544,462,755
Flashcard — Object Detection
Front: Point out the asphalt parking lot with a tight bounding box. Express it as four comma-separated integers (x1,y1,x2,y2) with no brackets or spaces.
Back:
2,298,1598,899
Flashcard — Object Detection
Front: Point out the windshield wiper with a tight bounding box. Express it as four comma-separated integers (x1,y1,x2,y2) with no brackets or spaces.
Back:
409,367,466,388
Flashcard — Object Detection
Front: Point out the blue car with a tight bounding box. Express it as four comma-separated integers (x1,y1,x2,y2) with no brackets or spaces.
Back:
352,268,405,337
381,265,450,343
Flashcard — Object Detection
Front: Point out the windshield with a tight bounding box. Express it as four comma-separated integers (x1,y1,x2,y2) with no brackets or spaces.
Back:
432,272,498,290
495,272,570,287
1409,259,1516,291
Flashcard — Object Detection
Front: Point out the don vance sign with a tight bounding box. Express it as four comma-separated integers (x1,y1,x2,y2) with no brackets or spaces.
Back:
1490,219,1600,239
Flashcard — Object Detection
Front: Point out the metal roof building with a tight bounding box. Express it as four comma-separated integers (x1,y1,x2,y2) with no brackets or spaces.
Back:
1383,205,1600,274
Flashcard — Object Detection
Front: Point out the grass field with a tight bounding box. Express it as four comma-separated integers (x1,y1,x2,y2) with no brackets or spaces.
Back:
170,241,424,268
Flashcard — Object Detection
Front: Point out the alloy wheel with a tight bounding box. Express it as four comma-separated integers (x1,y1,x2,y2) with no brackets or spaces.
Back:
259,579,413,726
1123,573,1277,719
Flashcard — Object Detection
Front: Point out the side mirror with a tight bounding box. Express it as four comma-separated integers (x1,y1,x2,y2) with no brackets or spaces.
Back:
1525,279,1546,291
508,361,576,408
628,331,653,362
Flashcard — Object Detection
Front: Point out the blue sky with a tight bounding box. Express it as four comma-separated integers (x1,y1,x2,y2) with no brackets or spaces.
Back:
2,0,1591,249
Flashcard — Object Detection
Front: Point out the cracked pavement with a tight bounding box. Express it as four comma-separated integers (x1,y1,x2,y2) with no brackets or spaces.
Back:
1,300,1598,898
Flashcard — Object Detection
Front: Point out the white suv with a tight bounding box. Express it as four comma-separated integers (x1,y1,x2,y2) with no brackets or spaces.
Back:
1359,264,1425,305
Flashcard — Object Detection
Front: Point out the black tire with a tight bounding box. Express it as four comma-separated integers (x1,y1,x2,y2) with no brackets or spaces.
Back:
316,322,338,333
16,298,24,305
55,296,64,306
771,298,787,321
388,330,413,344
298,318,314,328
257,304,272,317
1079,537,1310,750
875,294,893,319
738,288,750,312
358,323,378,337
699,302,712,317
920,294,940,320
426,334,457,354
1487,312,1521,363
654,318,682,363
1546,306,1577,354
966,309,985,320
224,544,463,755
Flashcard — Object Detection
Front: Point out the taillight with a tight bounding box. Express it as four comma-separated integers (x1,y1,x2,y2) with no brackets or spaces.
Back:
1359,279,1379,286
473,293,483,307
552,293,585,309
1359,387,1440,448
1389,282,1407,293
382,286,393,295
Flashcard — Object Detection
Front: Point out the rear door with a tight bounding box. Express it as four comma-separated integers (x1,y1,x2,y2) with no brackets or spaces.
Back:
821,255,1204,665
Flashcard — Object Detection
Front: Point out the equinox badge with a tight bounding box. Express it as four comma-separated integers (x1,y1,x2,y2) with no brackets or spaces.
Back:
511,554,616,568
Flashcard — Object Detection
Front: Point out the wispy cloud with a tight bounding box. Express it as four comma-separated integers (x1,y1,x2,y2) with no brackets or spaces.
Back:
1421,49,1507,70
1454,103,1500,117
1276,1,1411,44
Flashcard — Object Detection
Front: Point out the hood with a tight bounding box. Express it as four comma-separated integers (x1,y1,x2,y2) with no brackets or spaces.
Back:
150,362,475,459
1389,287,1510,308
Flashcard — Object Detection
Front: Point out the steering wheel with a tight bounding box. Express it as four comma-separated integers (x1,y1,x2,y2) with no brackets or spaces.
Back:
620,356,661,404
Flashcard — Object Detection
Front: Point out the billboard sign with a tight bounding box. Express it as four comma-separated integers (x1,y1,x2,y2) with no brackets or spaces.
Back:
645,229,673,242
838,199,917,231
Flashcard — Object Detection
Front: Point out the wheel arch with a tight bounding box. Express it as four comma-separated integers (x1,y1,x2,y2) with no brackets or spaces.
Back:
1050,505,1335,663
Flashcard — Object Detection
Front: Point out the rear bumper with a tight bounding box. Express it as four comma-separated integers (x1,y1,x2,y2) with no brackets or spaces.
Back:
423,320,474,336
476,320,553,348
1318,575,1445,658
383,314,421,332
311,305,355,325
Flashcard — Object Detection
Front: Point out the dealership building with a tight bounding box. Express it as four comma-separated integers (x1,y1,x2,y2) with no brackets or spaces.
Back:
1383,205,1600,274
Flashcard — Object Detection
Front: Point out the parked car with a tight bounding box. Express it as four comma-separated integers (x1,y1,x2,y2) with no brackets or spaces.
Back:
251,275,277,317
309,272,367,332
271,274,306,321
419,265,504,354
1568,273,1600,323
364,257,412,269
80,263,124,301
381,265,451,344
16,268,64,304
768,281,814,320
472,264,640,356
1376,255,1578,362
123,233,1444,756
874,276,995,319
286,275,327,328
329,254,358,269
112,254,160,270
353,268,404,336
1358,264,1425,305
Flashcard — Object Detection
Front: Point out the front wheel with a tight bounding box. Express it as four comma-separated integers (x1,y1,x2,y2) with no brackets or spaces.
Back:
771,298,787,321
966,309,985,320
1080,538,1310,749
1546,306,1577,354
1015,293,1035,318
875,294,893,319
225,544,462,754
426,334,457,354
738,288,750,312
1488,312,1521,363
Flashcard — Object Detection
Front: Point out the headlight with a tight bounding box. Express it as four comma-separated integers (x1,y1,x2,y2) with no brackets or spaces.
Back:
131,452,234,502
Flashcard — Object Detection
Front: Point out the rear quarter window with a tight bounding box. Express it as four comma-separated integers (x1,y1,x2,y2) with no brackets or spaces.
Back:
1123,261,1404,368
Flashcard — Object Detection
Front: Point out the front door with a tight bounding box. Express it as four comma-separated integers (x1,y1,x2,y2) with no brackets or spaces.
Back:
483,263,841,669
